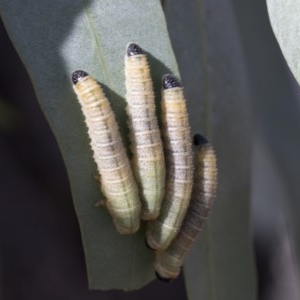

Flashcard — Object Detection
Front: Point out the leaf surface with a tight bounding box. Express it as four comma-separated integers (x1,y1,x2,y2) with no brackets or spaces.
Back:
0,0,178,290
267,0,300,85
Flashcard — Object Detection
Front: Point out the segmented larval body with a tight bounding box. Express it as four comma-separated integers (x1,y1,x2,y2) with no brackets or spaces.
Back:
146,74,193,250
155,134,218,281
125,43,166,220
72,70,141,234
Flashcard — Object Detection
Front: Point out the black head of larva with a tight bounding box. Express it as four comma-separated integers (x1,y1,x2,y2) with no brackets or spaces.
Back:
193,134,209,146
71,70,89,84
155,272,173,283
127,42,143,56
162,74,181,89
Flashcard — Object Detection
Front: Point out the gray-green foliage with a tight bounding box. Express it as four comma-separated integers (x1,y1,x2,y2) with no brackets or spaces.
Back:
266,0,300,277
267,0,300,85
0,0,179,291
0,0,257,296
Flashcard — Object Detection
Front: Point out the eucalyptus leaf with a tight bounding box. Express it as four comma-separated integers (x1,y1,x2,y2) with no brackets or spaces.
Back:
0,0,179,290
257,0,300,275
267,0,300,86
164,0,257,299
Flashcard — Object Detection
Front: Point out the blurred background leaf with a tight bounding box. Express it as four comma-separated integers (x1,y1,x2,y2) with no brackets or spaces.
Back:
234,0,300,298
267,0,300,85
265,5,300,262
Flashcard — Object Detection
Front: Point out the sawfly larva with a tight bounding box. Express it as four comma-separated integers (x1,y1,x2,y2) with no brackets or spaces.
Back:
146,74,193,250
155,134,218,282
71,70,141,235
125,42,166,220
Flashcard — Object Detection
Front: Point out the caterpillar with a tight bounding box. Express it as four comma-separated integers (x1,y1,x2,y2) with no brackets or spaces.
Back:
71,70,141,235
146,74,194,250
125,42,166,220
155,134,218,281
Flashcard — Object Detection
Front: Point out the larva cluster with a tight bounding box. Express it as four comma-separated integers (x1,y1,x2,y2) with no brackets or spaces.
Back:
71,42,218,282
146,74,194,251
155,134,218,282
125,43,166,221
71,70,141,235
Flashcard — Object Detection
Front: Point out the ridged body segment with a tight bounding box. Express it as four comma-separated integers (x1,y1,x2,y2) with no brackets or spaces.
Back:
72,72,141,234
125,43,166,220
155,136,218,281
146,75,193,250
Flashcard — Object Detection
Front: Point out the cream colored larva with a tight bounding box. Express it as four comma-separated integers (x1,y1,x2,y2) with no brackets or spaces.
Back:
125,43,166,220
71,70,141,235
155,134,218,282
146,74,194,250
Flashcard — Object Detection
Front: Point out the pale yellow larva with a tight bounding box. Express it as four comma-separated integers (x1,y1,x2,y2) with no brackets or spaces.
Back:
125,43,166,220
155,134,218,282
71,70,141,235
146,74,194,250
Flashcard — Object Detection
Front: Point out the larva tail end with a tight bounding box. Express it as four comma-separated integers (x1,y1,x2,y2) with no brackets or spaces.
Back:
145,238,155,251
127,42,143,56
162,74,181,89
115,224,139,235
145,233,159,250
193,133,209,146
141,210,160,221
155,271,173,283
71,70,88,84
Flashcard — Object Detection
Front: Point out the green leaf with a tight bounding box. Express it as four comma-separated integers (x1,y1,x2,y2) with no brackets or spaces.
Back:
164,1,257,299
263,0,300,274
267,0,300,86
0,0,179,291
